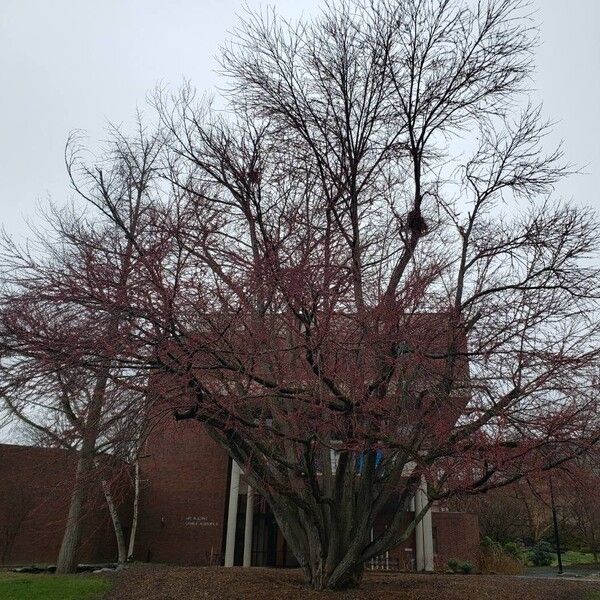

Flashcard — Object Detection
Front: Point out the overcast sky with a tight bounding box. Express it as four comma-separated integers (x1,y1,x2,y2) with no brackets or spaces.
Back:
0,0,599,241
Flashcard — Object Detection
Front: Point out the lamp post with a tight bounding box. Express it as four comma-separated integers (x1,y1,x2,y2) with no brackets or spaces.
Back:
549,475,563,575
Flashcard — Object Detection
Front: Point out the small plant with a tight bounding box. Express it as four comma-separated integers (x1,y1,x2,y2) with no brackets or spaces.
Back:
447,558,460,572
459,561,473,574
481,536,524,561
529,541,554,567
447,559,473,574
480,537,525,575
503,541,524,561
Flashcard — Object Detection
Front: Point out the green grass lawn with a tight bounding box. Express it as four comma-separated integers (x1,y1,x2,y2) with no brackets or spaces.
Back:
0,572,111,600
527,550,599,569
554,551,599,567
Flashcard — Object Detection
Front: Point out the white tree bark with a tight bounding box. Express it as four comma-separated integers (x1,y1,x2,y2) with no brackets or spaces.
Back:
127,460,140,561
100,473,127,565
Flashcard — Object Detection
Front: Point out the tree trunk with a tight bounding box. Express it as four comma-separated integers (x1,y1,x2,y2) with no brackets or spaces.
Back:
55,368,108,574
220,442,410,591
298,528,367,590
266,492,372,590
127,460,140,561
102,481,127,565
55,441,96,574
98,461,127,566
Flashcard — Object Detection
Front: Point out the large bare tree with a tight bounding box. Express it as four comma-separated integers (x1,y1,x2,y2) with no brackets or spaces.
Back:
1,0,598,590
132,0,598,589
0,125,161,573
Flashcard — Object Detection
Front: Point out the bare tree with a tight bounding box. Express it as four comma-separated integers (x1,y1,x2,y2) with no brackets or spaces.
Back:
556,451,600,564
125,0,599,589
2,0,598,590
0,124,162,573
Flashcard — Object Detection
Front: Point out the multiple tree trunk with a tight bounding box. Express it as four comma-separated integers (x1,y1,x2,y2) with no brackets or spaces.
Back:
1,0,599,590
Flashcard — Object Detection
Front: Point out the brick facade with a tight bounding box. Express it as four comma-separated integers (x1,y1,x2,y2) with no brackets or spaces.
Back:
433,511,480,568
1,427,480,570
0,444,124,565
134,418,229,565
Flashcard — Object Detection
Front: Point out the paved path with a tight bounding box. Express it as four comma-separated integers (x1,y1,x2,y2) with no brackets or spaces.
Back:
523,566,600,582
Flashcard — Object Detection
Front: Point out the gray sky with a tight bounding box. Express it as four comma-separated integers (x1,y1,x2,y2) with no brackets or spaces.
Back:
0,0,599,240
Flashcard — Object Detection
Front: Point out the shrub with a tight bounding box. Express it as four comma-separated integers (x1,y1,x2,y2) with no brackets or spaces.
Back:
447,559,460,572
529,541,554,567
481,536,524,560
480,551,524,575
503,541,525,561
459,561,473,574
479,537,525,575
481,536,500,551
447,559,473,574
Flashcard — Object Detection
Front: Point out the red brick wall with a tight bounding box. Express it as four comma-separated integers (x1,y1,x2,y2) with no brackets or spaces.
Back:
0,444,125,566
433,511,480,569
1,438,480,571
134,418,229,565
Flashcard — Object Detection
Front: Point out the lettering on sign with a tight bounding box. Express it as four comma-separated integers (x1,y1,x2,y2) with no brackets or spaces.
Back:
185,515,219,527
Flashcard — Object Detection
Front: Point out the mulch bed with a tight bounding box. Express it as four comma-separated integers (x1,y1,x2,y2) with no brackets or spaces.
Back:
103,565,600,600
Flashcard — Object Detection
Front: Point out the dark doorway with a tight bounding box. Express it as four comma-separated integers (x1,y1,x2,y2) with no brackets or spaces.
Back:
252,497,278,566
234,493,300,567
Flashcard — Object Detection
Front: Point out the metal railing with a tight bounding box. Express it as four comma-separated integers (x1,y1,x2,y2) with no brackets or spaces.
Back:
366,554,400,571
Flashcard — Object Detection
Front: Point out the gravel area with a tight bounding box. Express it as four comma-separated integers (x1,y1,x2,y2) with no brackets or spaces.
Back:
103,565,600,600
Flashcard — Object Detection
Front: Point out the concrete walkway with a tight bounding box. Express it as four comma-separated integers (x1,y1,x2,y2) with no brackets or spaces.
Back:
523,566,600,582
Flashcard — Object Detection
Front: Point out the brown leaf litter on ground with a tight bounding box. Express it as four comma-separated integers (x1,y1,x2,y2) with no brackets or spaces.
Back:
102,565,600,600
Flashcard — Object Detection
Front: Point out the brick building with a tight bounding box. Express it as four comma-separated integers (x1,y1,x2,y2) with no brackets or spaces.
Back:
134,417,480,571
0,419,480,570
0,443,127,565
